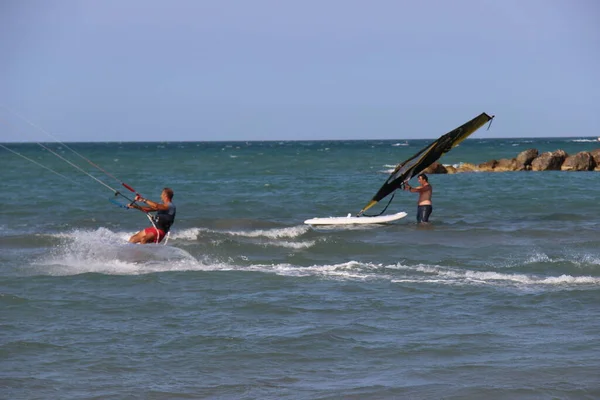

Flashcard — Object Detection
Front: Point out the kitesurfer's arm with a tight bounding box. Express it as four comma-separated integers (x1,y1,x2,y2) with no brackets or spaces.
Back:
133,195,170,211
127,203,153,212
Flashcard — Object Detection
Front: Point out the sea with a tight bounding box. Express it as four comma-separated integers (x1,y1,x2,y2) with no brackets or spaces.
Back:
1,137,600,399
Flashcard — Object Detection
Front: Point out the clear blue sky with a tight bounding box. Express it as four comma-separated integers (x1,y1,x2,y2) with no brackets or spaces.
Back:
1,0,598,142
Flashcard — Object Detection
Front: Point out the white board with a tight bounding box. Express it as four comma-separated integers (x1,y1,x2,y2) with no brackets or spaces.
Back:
304,211,408,226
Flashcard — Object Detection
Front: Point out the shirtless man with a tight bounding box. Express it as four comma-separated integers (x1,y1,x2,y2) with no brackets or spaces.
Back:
404,174,432,223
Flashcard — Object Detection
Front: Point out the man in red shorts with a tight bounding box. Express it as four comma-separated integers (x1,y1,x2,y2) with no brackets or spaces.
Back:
128,188,176,244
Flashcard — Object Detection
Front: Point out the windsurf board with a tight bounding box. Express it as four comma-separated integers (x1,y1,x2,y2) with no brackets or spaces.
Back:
304,211,407,226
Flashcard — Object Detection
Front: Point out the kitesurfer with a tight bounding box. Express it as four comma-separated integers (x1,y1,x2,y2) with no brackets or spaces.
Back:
128,188,176,244
404,174,432,223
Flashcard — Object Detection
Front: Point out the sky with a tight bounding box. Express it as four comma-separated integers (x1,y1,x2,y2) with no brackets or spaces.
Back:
0,0,598,142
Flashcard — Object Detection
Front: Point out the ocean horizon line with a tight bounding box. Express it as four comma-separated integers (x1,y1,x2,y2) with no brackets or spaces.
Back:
1,136,599,145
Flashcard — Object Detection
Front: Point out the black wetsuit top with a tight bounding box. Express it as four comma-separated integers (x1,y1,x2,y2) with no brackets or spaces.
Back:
153,202,176,233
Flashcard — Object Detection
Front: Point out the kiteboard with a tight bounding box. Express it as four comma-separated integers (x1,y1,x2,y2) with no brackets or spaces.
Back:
304,211,407,226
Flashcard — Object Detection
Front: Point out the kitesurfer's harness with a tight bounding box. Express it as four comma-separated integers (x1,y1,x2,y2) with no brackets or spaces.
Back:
147,213,169,245
136,198,174,245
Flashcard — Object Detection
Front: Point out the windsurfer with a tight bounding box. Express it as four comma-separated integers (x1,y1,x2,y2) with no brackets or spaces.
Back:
405,174,432,223
128,188,176,244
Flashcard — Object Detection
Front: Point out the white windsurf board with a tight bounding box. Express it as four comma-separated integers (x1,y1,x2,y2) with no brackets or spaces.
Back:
304,211,407,226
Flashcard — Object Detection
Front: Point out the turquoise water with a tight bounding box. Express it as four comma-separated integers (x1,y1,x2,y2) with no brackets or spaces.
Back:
2,138,600,399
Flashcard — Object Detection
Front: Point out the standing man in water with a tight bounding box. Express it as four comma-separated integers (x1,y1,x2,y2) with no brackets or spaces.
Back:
128,188,176,244
404,174,432,223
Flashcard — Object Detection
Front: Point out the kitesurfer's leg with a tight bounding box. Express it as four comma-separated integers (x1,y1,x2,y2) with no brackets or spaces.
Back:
129,227,157,244
143,228,166,244
128,230,144,243
138,227,158,244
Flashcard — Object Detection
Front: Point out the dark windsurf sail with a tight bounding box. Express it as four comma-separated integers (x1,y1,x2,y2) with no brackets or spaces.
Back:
359,112,494,215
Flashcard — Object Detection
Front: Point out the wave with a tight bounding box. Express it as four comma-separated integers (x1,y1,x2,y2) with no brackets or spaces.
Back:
49,228,133,242
26,226,316,275
171,226,316,249
29,228,200,275
216,225,310,239
521,250,600,268
387,262,600,289
167,227,205,241
42,224,314,248
443,163,461,168
172,225,310,240
261,240,316,249
27,249,600,292
17,229,600,292
570,139,599,143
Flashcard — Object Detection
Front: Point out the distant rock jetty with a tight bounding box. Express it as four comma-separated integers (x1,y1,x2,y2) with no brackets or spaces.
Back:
423,148,600,174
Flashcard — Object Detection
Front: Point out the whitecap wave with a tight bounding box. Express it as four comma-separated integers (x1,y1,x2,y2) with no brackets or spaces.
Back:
389,263,600,288
37,226,317,274
219,225,310,239
169,227,207,241
171,225,310,240
33,228,201,275
231,260,387,280
29,247,600,289
261,240,316,249
523,252,553,264
521,251,600,267
570,139,598,143
46,227,131,240
442,163,462,168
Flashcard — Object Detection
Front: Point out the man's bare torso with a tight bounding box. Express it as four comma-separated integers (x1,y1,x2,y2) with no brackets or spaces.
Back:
417,184,432,206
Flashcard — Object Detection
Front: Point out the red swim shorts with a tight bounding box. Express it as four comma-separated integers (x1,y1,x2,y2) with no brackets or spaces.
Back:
143,227,166,243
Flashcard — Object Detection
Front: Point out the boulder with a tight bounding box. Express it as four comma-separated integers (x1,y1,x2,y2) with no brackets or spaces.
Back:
456,162,479,172
531,150,568,171
589,148,600,170
478,160,497,172
422,162,448,174
561,151,594,171
445,165,458,174
494,158,526,172
516,148,539,166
